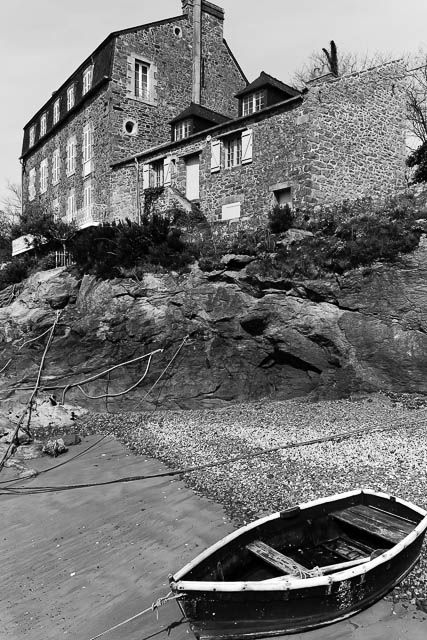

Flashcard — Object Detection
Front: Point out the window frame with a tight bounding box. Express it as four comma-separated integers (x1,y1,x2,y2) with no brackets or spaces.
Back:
83,178,93,210
40,158,48,194
67,84,75,110
82,65,93,96
28,167,36,200
52,148,61,185
66,136,77,176
29,125,36,147
174,119,192,141
224,135,242,169
66,188,76,219
40,113,47,137
53,98,60,124
242,90,266,116
151,159,164,188
82,122,94,176
127,54,157,105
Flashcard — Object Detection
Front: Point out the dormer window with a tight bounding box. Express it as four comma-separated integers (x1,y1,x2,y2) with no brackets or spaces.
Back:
174,119,192,141
242,90,265,115
53,98,60,124
67,85,75,110
40,113,47,137
83,65,93,95
29,125,36,147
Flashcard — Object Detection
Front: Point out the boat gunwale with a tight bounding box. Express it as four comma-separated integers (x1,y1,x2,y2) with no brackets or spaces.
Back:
171,489,427,592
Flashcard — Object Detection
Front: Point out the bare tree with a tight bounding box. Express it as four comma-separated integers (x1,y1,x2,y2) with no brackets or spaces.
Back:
0,181,22,226
292,44,393,88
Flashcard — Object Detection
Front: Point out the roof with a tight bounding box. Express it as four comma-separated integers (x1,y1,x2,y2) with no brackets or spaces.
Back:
169,102,231,125
235,71,300,99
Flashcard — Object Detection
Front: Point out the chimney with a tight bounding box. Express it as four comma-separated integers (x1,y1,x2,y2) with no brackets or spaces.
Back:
192,0,202,104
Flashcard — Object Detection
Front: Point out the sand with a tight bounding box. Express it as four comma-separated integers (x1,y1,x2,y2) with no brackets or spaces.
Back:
1,433,427,640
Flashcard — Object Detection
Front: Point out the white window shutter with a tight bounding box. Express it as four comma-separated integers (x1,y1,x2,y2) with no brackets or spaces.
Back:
142,164,150,190
164,157,171,186
241,129,253,164
211,139,221,173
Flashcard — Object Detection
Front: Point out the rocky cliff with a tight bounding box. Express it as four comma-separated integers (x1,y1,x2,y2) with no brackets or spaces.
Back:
2,238,427,414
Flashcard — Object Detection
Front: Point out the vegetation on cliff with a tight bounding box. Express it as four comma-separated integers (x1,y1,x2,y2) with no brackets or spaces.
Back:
1,193,426,291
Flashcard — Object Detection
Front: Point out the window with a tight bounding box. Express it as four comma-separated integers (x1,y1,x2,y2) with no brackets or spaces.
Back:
52,197,60,220
127,54,157,104
274,187,292,209
83,65,93,95
242,90,265,115
53,98,60,124
66,189,76,218
221,202,241,221
135,60,149,99
82,123,94,175
40,113,47,137
151,160,164,187
52,148,61,185
225,136,242,168
29,126,35,147
66,136,76,175
40,159,48,194
83,178,93,210
174,119,192,141
67,85,75,110
28,168,36,200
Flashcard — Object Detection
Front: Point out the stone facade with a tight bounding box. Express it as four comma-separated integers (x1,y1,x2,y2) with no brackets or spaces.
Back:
19,0,246,243
111,61,407,223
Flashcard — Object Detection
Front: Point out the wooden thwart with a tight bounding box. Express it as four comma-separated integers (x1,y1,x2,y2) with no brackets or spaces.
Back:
333,505,414,545
246,540,308,575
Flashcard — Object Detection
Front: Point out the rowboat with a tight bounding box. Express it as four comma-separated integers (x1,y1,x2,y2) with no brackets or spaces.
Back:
169,489,427,639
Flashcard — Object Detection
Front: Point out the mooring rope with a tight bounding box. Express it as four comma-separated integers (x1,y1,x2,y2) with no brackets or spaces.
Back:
87,591,180,640
75,353,154,400
2,410,427,495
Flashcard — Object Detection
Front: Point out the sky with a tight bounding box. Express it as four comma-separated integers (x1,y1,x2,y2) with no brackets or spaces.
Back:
1,0,427,206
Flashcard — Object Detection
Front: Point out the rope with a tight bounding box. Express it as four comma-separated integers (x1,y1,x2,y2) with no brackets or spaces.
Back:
87,592,180,640
2,410,426,495
60,349,163,404
0,311,62,474
0,326,53,375
132,335,189,410
76,353,154,400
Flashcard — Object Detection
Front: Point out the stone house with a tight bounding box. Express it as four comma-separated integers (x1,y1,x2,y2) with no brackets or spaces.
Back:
15,0,246,255
111,61,407,225
16,0,407,255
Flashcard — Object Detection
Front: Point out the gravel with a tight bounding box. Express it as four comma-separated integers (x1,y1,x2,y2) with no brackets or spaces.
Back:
77,391,427,611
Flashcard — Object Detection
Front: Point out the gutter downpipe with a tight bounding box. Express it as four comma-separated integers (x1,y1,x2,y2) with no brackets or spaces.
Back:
135,157,141,224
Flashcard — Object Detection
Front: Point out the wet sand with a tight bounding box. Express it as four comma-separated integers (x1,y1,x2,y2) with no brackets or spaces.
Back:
1,435,426,640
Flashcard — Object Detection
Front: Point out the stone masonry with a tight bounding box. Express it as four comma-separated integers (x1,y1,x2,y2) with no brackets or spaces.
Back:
111,61,407,223
19,1,246,235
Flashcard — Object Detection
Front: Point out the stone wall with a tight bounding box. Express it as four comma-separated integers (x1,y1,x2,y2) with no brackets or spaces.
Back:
301,61,407,204
22,88,112,220
110,10,246,163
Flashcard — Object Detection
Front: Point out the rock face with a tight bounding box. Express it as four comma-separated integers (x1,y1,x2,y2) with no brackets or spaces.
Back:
2,242,427,413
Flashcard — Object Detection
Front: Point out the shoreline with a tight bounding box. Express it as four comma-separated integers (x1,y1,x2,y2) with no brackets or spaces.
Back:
78,393,427,611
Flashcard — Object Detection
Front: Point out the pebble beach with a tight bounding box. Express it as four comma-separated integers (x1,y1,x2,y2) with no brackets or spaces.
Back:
79,392,427,614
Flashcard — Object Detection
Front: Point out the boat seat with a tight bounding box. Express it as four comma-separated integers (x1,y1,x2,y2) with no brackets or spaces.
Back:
333,505,415,545
246,540,309,576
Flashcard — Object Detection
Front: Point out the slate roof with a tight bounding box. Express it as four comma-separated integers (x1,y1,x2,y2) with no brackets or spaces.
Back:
235,71,300,99
169,102,231,125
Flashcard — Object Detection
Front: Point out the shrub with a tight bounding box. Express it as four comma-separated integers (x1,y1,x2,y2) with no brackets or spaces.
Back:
0,254,35,291
268,204,295,234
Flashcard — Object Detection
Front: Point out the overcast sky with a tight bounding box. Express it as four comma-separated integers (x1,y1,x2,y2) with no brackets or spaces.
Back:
1,0,427,205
